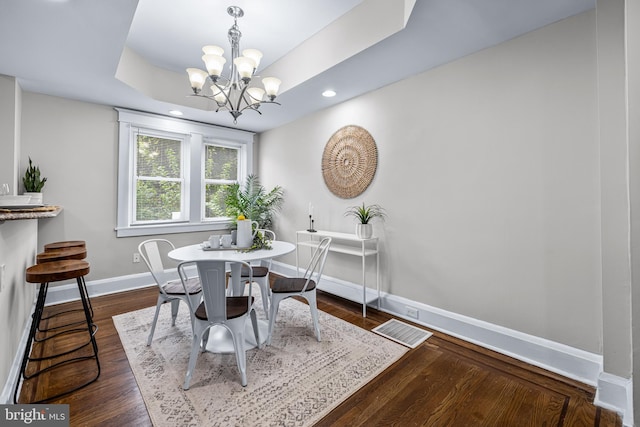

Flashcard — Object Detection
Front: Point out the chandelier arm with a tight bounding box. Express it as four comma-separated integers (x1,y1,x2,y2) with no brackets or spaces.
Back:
237,99,281,115
211,80,233,107
232,83,251,113
242,106,263,115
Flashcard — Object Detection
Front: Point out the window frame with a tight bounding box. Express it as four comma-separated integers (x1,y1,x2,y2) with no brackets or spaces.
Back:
131,128,188,226
201,139,242,221
116,108,254,237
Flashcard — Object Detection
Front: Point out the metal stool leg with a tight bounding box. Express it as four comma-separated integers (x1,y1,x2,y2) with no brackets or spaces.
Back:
13,283,48,403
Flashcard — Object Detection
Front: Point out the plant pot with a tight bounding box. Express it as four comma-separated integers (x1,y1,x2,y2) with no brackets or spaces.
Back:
355,223,373,239
24,192,43,204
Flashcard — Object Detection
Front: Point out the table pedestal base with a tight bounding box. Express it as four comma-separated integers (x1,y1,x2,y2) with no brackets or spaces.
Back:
203,319,268,353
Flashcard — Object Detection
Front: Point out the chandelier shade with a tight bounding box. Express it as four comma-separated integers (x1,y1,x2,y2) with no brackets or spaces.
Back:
186,6,281,123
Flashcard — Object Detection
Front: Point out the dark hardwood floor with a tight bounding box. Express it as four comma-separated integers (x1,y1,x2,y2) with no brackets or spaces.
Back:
17,281,622,426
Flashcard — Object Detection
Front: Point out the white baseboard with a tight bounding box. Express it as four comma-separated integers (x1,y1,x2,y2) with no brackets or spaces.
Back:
10,261,631,423
43,271,158,305
595,372,633,426
270,261,602,381
270,260,630,421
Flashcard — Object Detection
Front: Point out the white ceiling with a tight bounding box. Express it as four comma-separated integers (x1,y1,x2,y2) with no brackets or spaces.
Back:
0,0,595,133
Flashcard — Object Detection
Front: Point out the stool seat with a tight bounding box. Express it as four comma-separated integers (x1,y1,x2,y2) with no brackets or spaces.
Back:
16,258,99,404
44,240,86,252
26,260,90,283
37,247,87,263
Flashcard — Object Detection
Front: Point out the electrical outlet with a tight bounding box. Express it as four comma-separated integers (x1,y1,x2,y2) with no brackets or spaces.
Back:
133,253,141,263
406,306,419,319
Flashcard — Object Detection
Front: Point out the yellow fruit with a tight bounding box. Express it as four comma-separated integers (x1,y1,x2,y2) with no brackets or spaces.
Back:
237,214,246,220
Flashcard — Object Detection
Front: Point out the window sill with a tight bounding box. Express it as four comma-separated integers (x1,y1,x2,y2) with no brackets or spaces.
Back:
115,220,232,237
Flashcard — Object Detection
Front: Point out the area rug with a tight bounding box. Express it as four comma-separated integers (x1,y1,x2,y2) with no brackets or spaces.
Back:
113,290,408,427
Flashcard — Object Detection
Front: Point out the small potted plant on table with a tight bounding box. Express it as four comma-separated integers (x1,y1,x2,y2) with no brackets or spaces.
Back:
23,157,47,204
344,202,386,239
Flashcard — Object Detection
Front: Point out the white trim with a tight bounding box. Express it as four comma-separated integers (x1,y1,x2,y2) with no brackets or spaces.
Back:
595,372,633,426
114,220,231,237
45,272,157,305
115,108,254,237
6,261,631,423
268,260,604,386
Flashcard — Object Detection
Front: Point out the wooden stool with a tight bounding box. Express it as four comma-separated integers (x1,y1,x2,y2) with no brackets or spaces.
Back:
44,240,86,252
37,246,87,263
14,260,100,403
36,246,93,333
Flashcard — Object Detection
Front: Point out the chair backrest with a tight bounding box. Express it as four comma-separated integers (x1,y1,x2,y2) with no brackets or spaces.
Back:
256,229,276,268
179,259,253,323
138,239,175,290
256,229,276,241
301,237,332,292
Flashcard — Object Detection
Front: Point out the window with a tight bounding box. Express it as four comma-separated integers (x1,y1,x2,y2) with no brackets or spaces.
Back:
116,109,253,237
203,143,238,219
134,132,185,223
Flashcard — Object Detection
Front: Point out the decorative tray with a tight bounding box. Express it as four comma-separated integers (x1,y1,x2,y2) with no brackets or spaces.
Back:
200,244,250,251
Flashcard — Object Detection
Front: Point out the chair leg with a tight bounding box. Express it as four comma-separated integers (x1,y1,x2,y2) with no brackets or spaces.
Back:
146,296,164,346
170,299,180,326
242,278,270,319
304,291,321,342
183,327,205,390
202,328,210,351
256,277,270,319
267,295,284,345
229,321,247,387
186,293,201,330
249,309,261,349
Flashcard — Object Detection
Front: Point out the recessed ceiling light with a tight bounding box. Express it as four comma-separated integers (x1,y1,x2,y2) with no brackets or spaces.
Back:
169,110,183,116
322,90,336,98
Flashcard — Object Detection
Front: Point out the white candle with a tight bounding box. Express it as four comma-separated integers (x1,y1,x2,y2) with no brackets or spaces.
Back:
309,203,313,216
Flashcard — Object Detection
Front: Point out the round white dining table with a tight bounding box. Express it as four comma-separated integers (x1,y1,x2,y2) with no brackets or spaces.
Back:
168,240,295,353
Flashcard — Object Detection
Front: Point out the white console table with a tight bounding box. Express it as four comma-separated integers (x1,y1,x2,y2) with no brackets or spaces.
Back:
296,230,380,317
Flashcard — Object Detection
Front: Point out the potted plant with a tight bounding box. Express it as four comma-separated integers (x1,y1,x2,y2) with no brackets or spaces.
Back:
344,202,386,239
23,157,47,204
224,174,284,229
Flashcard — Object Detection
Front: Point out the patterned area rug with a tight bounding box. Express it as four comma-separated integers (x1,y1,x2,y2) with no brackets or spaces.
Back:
113,290,407,426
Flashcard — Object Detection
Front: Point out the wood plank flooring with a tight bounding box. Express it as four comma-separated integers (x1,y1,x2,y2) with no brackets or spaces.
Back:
16,283,622,426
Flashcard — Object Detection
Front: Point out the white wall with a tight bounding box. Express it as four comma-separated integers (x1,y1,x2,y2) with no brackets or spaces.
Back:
624,0,640,420
0,75,20,193
18,95,217,282
259,12,602,354
596,0,633,380
0,221,36,398
0,76,36,401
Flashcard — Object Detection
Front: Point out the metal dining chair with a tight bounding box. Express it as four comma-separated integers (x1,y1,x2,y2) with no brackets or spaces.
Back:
239,229,276,318
180,259,260,389
138,239,202,346
267,237,331,345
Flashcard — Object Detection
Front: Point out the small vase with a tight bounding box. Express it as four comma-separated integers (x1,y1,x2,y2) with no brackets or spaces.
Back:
356,223,373,239
24,192,43,204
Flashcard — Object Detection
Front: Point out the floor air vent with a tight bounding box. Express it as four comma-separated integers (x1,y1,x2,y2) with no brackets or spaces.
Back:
372,319,433,348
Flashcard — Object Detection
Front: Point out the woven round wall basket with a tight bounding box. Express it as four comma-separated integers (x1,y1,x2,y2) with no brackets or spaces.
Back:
321,125,378,199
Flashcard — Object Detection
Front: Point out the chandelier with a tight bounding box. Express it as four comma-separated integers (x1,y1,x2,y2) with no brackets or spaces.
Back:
186,6,282,123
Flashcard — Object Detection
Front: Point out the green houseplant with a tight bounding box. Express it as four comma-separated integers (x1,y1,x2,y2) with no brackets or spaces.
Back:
23,157,47,204
224,174,284,229
344,203,386,238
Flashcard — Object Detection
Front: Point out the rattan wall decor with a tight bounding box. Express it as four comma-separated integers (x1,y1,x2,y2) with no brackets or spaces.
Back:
321,125,378,199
